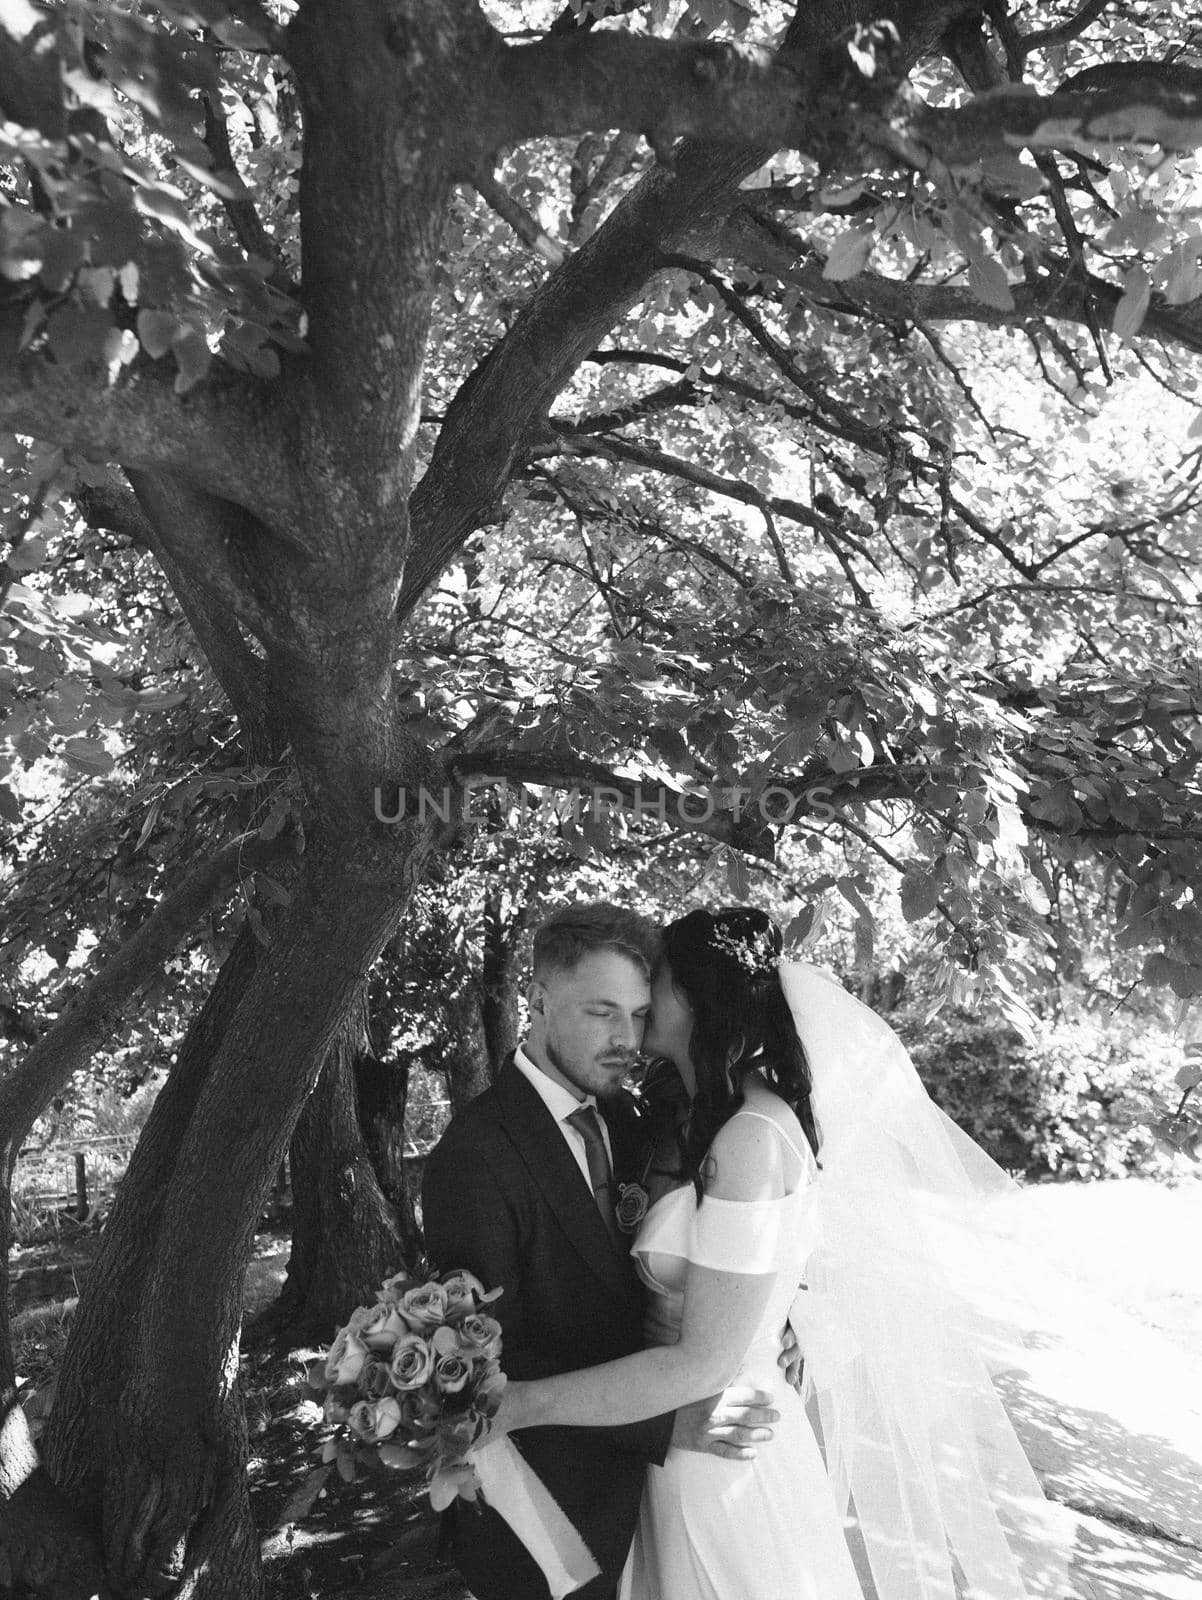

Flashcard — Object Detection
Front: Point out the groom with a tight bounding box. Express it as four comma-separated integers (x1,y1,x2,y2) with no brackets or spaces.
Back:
422,902,781,1600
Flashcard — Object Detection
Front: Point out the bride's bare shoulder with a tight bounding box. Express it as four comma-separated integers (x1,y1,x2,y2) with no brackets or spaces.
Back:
704,1105,789,1201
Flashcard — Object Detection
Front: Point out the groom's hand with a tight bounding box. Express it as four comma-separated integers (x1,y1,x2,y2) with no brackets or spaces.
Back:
778,1322,803,1392
671,1386,779,1461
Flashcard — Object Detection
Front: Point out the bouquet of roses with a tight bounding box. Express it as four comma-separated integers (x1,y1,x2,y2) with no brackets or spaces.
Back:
307,1264,506,1510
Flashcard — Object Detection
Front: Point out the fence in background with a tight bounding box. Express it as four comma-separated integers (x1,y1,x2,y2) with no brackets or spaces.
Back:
14,1132,140,1221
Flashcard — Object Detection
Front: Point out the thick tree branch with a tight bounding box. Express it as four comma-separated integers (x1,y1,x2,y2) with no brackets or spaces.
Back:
406,9,1202,621
446,748,771,854
545,429,873,597
401,2,922,618
489,24,1202,167
78,479,269,737
0,832,289,1180
492,33,819,154
0,307,300,527
1013,0,1115,62
906,73,1202,167
712,208,1202,356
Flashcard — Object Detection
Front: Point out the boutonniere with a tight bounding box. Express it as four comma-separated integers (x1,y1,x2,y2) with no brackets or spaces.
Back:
615,1141,656,1234
615,1180,650,1233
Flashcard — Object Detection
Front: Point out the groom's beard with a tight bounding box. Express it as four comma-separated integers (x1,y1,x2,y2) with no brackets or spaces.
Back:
545,1034,629,1099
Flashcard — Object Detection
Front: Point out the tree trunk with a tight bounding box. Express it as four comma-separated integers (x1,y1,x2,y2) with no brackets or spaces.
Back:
260,991,407,1345
91,835,426,1600
480,889,522,1074
443,984,493,1113
41,923,262,1519
0,923,263,1596
25,826,434,1600
355,1040,421,1260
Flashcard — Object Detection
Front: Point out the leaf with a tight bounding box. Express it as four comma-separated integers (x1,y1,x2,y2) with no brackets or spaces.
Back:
725,847,750,899
61,737,114,776
1112,268,1152,340
967,251,1014,312
135,799,162,853
13,730,49,762
137,309,179,359
0,784,21,823
1174,1062,1202,1091
46,303,113,367
134,183,212,254
823,226,874,282
172,330,212,394
255,874,293,907
900,871,941,922
5,538,47,574
428,1471,460,1512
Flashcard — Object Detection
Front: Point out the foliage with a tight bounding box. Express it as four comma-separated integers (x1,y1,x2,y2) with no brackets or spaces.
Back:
1,0,1200,1036
899,1003,1200,1180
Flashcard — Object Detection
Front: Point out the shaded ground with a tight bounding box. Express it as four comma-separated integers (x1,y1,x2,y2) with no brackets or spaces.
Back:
10,1176,1202,1599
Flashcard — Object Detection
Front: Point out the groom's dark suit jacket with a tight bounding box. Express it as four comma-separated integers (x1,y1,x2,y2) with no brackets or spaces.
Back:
421,1056,674,1600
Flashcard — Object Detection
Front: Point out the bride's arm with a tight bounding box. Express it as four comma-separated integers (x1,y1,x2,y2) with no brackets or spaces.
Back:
500,1115,786,1434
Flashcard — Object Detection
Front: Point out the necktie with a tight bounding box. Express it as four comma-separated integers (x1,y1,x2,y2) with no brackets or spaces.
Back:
566,1105,620,1245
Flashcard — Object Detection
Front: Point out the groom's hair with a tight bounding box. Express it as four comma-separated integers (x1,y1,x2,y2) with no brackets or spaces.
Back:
532,903,660,982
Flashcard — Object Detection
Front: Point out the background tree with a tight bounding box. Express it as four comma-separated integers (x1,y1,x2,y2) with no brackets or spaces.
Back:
1,0,1201,1594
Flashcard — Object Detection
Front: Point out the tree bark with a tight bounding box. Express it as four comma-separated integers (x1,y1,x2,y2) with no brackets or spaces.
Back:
356,1043,422,1261
88,833,428,1600
442,984,495,1114
39,925,262,1513
260,991,408,1345
480,889,523,1074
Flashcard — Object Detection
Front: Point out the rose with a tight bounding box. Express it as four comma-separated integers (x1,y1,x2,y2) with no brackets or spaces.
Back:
432,1350,471,1396
357,1357,393,1399
399,1386,442,1431
399,1283,449,1331
347,1396,402,1444
389,1332,435,1391
615,1181,650,1233
377,1270,421,1305
440,1269,502,1320
356,1302,412,1353
324,1325,371,1386
454,1314,502,1363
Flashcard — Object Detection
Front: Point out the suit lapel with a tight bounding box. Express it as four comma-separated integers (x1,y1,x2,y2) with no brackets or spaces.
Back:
494,1061,631,1289
599,1093,646,1192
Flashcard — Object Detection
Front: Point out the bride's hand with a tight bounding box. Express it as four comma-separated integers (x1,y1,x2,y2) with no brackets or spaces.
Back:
481,1376,527,1444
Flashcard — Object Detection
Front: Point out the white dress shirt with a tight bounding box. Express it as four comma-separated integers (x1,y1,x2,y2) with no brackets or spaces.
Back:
513,1043,616,1194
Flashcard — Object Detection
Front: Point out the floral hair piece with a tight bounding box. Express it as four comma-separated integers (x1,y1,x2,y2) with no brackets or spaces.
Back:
706,920,779,979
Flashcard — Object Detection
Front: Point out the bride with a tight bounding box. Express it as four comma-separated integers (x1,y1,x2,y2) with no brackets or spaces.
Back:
491,907,1063,1600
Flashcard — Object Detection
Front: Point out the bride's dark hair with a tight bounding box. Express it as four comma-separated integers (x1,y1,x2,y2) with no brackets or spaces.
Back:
659,907,819,1197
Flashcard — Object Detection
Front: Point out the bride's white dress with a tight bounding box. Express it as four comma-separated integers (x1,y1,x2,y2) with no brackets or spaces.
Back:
618,1106,865,1600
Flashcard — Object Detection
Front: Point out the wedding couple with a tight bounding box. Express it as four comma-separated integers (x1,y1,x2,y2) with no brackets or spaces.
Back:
423,903,1056,1600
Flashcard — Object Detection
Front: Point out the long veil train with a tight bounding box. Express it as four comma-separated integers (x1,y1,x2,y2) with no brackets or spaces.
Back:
780,963,1073,1600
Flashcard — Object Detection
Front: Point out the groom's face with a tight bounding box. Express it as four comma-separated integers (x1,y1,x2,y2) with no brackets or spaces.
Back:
527,950,651,1101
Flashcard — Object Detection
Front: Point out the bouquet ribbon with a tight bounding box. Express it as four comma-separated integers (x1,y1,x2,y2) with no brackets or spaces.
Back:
472,1436,601,1598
